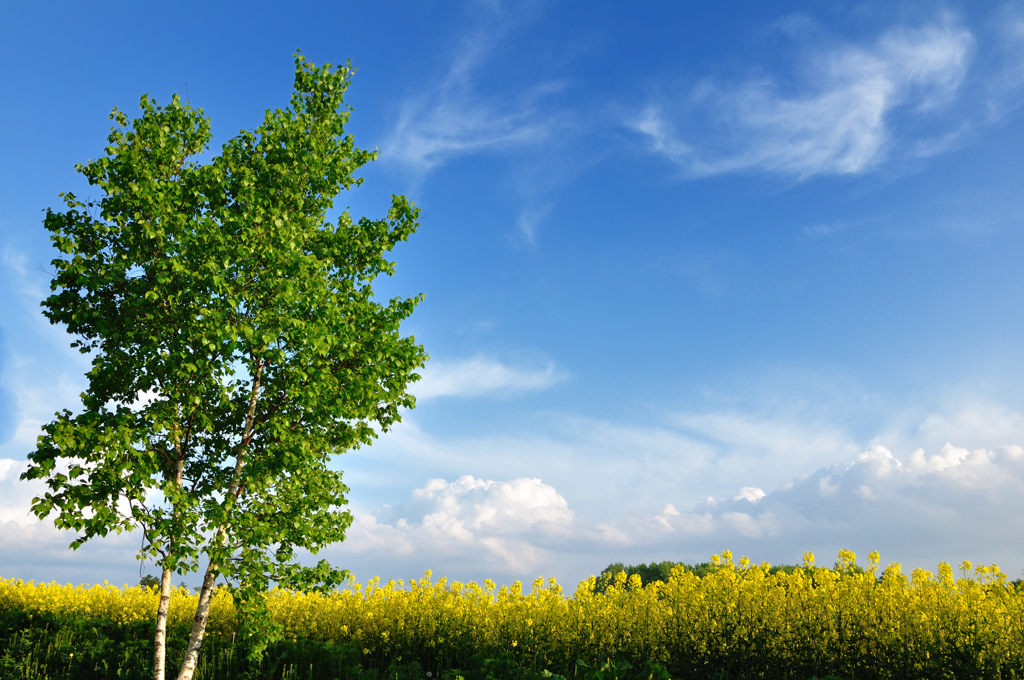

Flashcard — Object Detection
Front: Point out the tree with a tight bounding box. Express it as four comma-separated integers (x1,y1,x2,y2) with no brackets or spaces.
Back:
139,573,160,589
597,559,816,591
21,53,426,680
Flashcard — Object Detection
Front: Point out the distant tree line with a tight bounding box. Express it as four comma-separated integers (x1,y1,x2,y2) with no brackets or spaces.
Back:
597,559,868,591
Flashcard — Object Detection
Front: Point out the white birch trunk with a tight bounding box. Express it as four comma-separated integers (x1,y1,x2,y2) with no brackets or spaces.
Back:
155,436,185,680
174,359,264,680
153,567,174,680
174,562,219,680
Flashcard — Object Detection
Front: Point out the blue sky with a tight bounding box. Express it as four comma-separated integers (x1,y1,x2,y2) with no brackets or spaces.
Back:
3,1,1024,588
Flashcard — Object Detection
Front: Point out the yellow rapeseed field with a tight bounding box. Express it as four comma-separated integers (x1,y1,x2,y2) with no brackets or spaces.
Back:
2,550,1023,676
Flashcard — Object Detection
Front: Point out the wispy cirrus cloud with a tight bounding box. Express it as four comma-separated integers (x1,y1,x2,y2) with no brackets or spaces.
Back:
0,248,89,463
414,356,564,400
978,4,1024,121
382,27,562,176
629,16,975,178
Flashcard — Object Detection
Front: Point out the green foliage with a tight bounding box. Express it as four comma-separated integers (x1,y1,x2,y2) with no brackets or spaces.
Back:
0,607,372,679
597,561,721,590
0,606,684,680
597,560,817,591
21,51,426,672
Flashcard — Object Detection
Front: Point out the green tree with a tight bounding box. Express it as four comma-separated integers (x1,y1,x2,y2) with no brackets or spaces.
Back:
597,559,813,591
22,53,426,680
139,574,160,589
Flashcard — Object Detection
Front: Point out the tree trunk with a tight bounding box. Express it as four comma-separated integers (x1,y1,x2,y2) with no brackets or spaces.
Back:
176,360,263,680
174,561,219,680
153,567,173,680
156,432,186,680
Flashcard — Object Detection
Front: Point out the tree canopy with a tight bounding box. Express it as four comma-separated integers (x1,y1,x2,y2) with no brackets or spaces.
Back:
22,53,426,680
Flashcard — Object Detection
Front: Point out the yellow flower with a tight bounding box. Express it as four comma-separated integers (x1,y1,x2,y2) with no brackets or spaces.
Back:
1,551,1022,673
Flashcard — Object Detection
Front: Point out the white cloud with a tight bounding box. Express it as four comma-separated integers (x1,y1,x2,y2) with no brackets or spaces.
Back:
0,519,145,586
852,444,903,477
6,310,1024,587
331,437,1024,585
0,458,36,525
0,453,154,586
1,247,90,463
7,428,1024,586
345,410,726,523
0,458,16,482
721,511,778,539
734,486,766,503
674,410,844,458
818,475,838,496
629,17,974,178
414,356,564,399
870,399,1024,457
333,475,577,575
981,5,1024,121
515,203,553,246
382,29,560,176
671,408,857,491
908,442,968,473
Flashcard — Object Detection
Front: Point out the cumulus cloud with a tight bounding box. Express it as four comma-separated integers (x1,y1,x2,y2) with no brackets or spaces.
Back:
332,475,577,577
5,289,1024,587
651,441,1024,573
734,486,766,503
0,458,16,482
414,356,564,399
330,438,1024,585
343,409,728,526
7,436,1024,587
629,16,975,178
